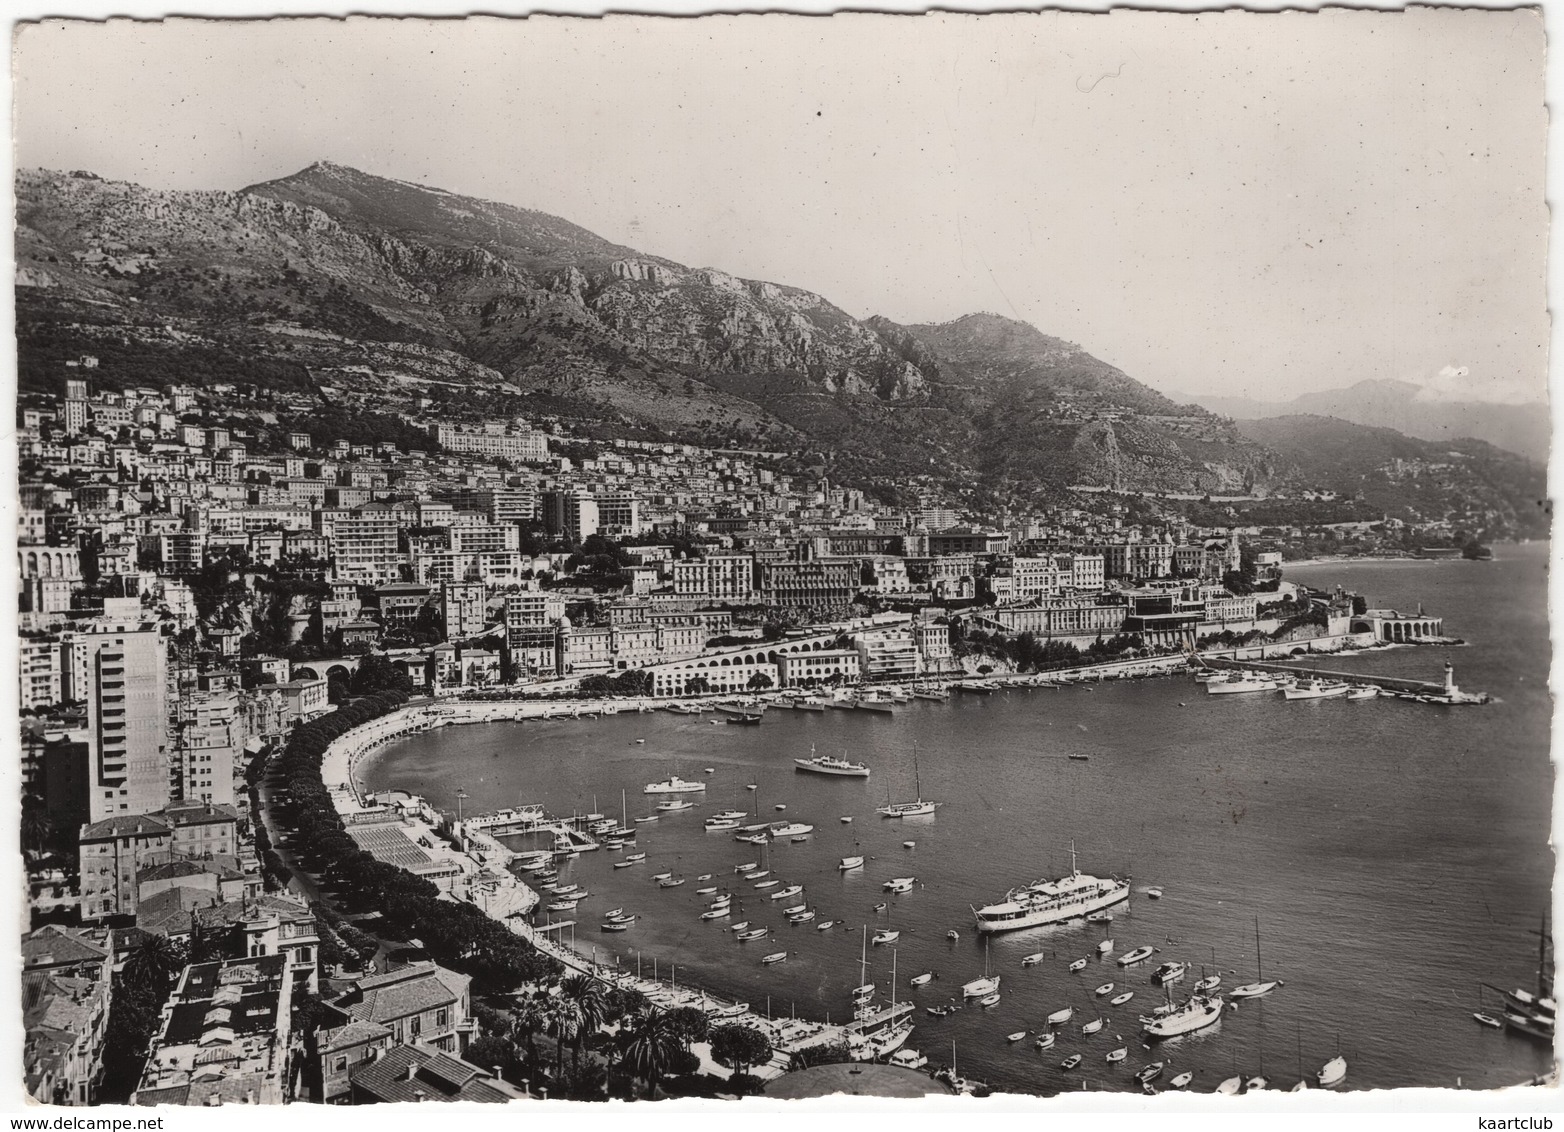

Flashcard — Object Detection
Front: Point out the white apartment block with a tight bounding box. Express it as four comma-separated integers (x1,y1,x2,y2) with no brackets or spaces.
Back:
435,423,549,465
82,624,171,821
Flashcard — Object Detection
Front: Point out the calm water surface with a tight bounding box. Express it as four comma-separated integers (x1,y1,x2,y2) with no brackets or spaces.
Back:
364,544,1553,1095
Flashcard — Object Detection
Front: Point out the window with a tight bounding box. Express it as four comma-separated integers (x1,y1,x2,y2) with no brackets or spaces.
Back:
409,1016,420,1037
333,1056,347,1072
435,1008,448,1028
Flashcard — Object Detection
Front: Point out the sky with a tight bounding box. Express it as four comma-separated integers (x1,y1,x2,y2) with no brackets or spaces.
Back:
11,10,1550,405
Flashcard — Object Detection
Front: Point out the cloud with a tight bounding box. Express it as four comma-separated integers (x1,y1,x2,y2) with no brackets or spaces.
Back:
1409,364,1537,405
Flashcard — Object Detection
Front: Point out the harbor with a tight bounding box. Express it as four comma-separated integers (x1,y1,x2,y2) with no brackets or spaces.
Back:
352,550,1552,1095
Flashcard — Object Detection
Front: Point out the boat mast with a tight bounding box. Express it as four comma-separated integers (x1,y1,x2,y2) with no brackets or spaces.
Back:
1255,915,1263,982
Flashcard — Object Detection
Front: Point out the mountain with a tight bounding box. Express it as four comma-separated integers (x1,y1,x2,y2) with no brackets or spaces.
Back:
1174,379,1549,464
1236,415,1547,535
15,163,1279,508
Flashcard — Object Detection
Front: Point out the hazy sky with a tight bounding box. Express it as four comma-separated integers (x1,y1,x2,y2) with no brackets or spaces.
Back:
12,11,1549,404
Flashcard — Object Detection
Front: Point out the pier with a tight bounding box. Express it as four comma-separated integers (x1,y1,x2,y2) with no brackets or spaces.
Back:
1206,657,1487,701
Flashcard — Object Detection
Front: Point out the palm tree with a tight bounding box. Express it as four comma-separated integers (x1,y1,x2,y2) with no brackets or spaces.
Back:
124,933,188,992
544,994,582,1078
511,992,550,1068
20,793,54,859
618,1008,680,1099
559,974,606,1075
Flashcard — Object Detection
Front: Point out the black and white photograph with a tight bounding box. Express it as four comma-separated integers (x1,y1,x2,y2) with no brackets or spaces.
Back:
7,7,1555,1113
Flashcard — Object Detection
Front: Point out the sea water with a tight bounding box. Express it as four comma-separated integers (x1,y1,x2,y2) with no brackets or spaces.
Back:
362,543,1553,1094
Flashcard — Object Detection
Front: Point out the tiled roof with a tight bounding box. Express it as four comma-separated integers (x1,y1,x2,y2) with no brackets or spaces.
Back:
80,814,172,840
134,887,213,936
349,1044,520,1103
21,924,109,969
332,963,467,1026
318,1020,392,1054
161,801,239,827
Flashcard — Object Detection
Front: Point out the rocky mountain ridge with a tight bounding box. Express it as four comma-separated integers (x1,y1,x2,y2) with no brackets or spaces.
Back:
18,163,1275,502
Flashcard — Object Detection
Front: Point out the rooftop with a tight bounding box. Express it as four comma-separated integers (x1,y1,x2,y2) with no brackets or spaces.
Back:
349,1043,523,1103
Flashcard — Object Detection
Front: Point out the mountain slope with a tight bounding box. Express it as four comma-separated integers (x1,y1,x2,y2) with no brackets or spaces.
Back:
12,164,1284,503
1237,415,1547,535
1178,379,1549,464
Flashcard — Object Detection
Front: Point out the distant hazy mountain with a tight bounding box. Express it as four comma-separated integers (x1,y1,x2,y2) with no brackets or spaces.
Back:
1234,415,1546,537
1174,379,1549,464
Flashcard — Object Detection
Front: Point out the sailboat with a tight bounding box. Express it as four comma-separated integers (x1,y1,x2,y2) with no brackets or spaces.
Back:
962,938,1001,998
945,1040,977,1095
1290,1024,1309,1092
877,744,941,818
1487,912,1555,1044
851,925,875,999
1229,915,1282,998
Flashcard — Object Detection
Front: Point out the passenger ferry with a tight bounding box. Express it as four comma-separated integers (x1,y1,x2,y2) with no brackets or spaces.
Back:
972,844,1130,934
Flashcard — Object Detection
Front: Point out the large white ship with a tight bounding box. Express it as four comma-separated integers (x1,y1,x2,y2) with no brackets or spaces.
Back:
972,845,1130,934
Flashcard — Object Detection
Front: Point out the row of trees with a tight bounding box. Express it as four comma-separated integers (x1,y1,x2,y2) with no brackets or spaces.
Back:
950,623,1150,672
269,685,559,995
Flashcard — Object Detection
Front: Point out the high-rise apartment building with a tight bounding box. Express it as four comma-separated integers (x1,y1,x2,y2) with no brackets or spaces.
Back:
541,492,599,543
82,624,171,821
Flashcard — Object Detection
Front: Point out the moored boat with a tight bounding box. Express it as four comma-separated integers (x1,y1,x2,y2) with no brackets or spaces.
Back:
1317,1056,1347,1086
1206,674,1279,695
1152,961,1186,986
1117,945,1155,966
795,746,872,777
644,775,707,794
839,856,865,871
974,843,1130,933
1142,994,1224,1039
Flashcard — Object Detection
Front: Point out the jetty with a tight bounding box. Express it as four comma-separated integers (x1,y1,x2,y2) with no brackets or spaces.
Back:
1206,657,1487,702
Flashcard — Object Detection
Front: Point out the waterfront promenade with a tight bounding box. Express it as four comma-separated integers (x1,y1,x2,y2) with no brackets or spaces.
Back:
316,700,852,1082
